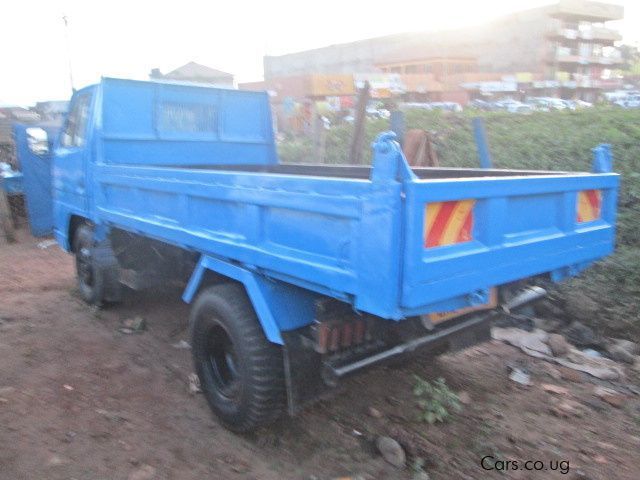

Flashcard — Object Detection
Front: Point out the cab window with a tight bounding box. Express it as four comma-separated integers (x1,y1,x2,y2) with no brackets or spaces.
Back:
61,92,91,147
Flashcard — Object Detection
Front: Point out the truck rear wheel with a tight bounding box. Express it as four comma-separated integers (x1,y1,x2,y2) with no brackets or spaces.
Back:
73,224,105,305
190,283,285,432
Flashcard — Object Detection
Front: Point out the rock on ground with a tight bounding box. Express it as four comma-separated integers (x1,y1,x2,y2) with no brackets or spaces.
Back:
412,472,430,480
368,406,383,419
606,345,636,364
128,464,156,480
546,333,570,357
376,436,406,468
594,386,627,409
605,339,639,364
458,391,472,405
562,321,598,348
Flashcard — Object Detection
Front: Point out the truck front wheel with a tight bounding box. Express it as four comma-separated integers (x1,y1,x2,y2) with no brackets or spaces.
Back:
190,283,285,432
73,224,105,305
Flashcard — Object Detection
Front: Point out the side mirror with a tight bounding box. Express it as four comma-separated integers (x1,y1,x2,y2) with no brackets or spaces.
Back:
26,127,49,155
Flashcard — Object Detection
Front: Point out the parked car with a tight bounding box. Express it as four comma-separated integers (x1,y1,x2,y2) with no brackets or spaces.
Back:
526,98,549,112
431,102,463,112
400,102,463,113
573,99,594,109
366,106,391,119
494,99,532,114
508,103,533,114
469,99,497,111
541,97,563,110
614,94,640,108
605,90,640,103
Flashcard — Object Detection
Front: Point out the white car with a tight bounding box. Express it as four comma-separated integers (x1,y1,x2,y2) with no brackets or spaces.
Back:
494,99,532,114
614,95,640,108
574,100,593,109
527,97,567,111
544,98,568,110
507,103,533,114
399,102,462,113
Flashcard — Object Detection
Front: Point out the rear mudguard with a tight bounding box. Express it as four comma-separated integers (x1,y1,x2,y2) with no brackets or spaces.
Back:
182,254,320,345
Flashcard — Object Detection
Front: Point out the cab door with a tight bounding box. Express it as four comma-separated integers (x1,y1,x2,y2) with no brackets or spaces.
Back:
52,88,94,230
13,124,60,236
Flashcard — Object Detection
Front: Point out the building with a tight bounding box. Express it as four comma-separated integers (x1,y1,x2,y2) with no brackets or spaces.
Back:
33,101,68,123
377,56,477,77
150,62,235,88
263,0,624,101
0,106,40,144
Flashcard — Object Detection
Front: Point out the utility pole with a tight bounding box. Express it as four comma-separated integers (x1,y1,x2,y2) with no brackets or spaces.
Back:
348,81,370,165
62,15,75,94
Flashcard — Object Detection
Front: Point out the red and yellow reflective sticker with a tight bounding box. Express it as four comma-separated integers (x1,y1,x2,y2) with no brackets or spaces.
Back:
577,190,602,223
424,199,475,248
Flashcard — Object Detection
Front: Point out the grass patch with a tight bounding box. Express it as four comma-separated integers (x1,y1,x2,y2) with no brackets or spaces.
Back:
413,376,461,424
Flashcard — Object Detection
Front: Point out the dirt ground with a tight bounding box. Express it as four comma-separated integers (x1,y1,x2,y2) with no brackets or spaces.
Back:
1,231,640,480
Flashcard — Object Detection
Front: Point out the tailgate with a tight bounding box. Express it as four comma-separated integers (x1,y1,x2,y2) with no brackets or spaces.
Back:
400,171,619,314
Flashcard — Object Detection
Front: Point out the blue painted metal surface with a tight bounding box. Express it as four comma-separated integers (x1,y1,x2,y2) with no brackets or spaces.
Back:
183,255,320,344
99,78,277,167
472,117,493,169
592,143,613,173
389,111,406,146
51,78,620,343
401,171,617,312
0,171,24,195
14,124,59,236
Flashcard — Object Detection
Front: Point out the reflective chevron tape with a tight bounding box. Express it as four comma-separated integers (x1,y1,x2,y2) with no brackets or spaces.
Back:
577,190,602,223
424,199,475,248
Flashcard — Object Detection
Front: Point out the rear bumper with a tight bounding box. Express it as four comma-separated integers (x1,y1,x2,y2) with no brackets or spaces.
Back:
284,285,546,414
323,312,492,385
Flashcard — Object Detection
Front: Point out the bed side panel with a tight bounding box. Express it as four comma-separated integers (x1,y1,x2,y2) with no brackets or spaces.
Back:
401,173,619,313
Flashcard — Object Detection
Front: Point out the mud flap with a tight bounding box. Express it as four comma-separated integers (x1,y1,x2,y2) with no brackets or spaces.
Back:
282,331,328,416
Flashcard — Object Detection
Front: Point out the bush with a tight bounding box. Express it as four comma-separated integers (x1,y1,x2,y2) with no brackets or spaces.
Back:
413,376,461,424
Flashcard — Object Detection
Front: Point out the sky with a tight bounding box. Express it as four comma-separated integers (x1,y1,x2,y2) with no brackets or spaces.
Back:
0,0,636,106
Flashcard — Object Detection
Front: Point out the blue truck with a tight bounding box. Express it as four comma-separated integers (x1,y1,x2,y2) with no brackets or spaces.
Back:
45,78,618,431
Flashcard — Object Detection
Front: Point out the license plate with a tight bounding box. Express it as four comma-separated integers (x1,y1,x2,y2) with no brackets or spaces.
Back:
428,288,498,324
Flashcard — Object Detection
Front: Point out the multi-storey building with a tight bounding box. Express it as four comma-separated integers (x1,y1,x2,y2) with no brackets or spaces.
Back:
263,0,624,101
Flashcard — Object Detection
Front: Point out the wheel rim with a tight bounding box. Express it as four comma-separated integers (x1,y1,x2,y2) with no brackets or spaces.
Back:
205,324,240,400
76,246,93,288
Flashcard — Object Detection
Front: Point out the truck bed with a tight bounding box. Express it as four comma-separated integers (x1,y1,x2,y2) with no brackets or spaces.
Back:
94,153,617,323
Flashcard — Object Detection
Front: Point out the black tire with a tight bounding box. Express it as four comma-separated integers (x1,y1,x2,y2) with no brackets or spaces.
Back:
73,224,105,305
190,283,285,432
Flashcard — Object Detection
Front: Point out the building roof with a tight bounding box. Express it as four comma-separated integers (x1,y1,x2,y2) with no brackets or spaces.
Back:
549,0,624,22
164,62,233,81
34,101,69,114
